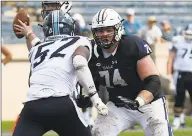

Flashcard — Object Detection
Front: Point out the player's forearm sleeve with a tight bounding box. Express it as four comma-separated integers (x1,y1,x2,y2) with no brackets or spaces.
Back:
143,75,162,97
73,55,97,94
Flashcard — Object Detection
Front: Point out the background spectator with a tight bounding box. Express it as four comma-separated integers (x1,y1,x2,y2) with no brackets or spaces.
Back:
161,20,174,42
123,8,142,35
139,16,162,45
138,16,162,63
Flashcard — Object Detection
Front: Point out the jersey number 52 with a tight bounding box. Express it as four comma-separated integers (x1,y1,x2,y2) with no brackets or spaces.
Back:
33,37,80,68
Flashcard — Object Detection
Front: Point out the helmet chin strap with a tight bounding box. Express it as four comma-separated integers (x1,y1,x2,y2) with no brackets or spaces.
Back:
102,40,118,50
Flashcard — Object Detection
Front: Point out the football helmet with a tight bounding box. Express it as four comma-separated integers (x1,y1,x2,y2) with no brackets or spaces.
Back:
41,1,72,19
42,10,75,39
183,24,192,42
91,8,124,49
41,1,61,19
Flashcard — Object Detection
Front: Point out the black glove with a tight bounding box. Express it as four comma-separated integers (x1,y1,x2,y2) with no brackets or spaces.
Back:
115,96,143,113
75,95,92,108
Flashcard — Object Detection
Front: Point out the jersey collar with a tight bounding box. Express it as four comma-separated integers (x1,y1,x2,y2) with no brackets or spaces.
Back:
44,34,70,41
94,44,118,58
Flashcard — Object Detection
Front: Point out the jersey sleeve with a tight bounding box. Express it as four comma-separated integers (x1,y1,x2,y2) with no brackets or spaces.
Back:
169,37,178,52
77,36,92,61
136,38,152,60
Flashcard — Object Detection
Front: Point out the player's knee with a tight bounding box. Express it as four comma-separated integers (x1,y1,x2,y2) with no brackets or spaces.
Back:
146,117,167,134
73,55,88,70
92,127,116,136
92,128,102,136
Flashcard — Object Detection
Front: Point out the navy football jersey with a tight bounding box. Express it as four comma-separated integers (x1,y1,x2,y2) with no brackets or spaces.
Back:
89,35,164,103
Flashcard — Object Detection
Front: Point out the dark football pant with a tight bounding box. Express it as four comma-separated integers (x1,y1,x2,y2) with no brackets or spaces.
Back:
174,72,192,108
12,96,91,136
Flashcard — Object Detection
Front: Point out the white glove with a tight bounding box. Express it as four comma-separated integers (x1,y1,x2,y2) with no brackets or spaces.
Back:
90,93,108,115
167,75,175,91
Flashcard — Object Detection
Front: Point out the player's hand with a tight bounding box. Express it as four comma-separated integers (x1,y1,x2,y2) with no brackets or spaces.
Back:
166,75,175,90
14,19,33,37
75,95,92,108
116,96,144,113
90,93,108,115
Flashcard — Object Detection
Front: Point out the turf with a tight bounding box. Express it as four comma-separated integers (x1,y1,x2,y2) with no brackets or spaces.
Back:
120,130,192,136
43,130,192,136
2,117,192,136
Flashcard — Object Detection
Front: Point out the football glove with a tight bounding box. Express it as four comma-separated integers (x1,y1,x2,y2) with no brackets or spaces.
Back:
166,75,175,91
75,95,92,108
90,93,108,115
116,96,144,113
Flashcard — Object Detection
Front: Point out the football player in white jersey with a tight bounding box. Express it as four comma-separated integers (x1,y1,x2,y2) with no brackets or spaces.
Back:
167,24,192,130
13,10,108,136
12,1,74,132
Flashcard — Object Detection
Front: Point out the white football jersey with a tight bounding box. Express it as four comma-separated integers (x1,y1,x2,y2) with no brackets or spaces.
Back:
25,36,92,102
171,36,192,72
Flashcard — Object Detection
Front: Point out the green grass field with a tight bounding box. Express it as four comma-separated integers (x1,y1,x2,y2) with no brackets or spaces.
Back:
42,130,192,136
2,116,192,136
36,130,192,136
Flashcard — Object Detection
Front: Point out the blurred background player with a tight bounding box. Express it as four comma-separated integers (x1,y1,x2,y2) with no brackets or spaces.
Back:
123,8,142,36
41,1,72,19
167,24,192,130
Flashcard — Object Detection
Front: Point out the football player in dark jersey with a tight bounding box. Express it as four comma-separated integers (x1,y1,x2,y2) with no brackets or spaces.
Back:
89,8,173,136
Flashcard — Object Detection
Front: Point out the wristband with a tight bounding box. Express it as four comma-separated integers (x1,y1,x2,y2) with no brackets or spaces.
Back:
26,32,33,39
135,97,145,107
31,37,41,47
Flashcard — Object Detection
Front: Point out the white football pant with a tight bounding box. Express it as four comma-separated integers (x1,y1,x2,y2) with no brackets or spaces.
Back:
92,97,173,136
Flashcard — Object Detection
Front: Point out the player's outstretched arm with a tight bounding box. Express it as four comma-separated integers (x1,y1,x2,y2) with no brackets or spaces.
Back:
136,55,161,106
72,46,108,115
2,45,12,65
167,50,176,77
13,19,40,51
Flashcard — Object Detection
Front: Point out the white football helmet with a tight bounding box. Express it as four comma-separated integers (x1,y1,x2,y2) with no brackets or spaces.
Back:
183,24,192,42
41,1,72,19
91,8,124,49
60,1,72,13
